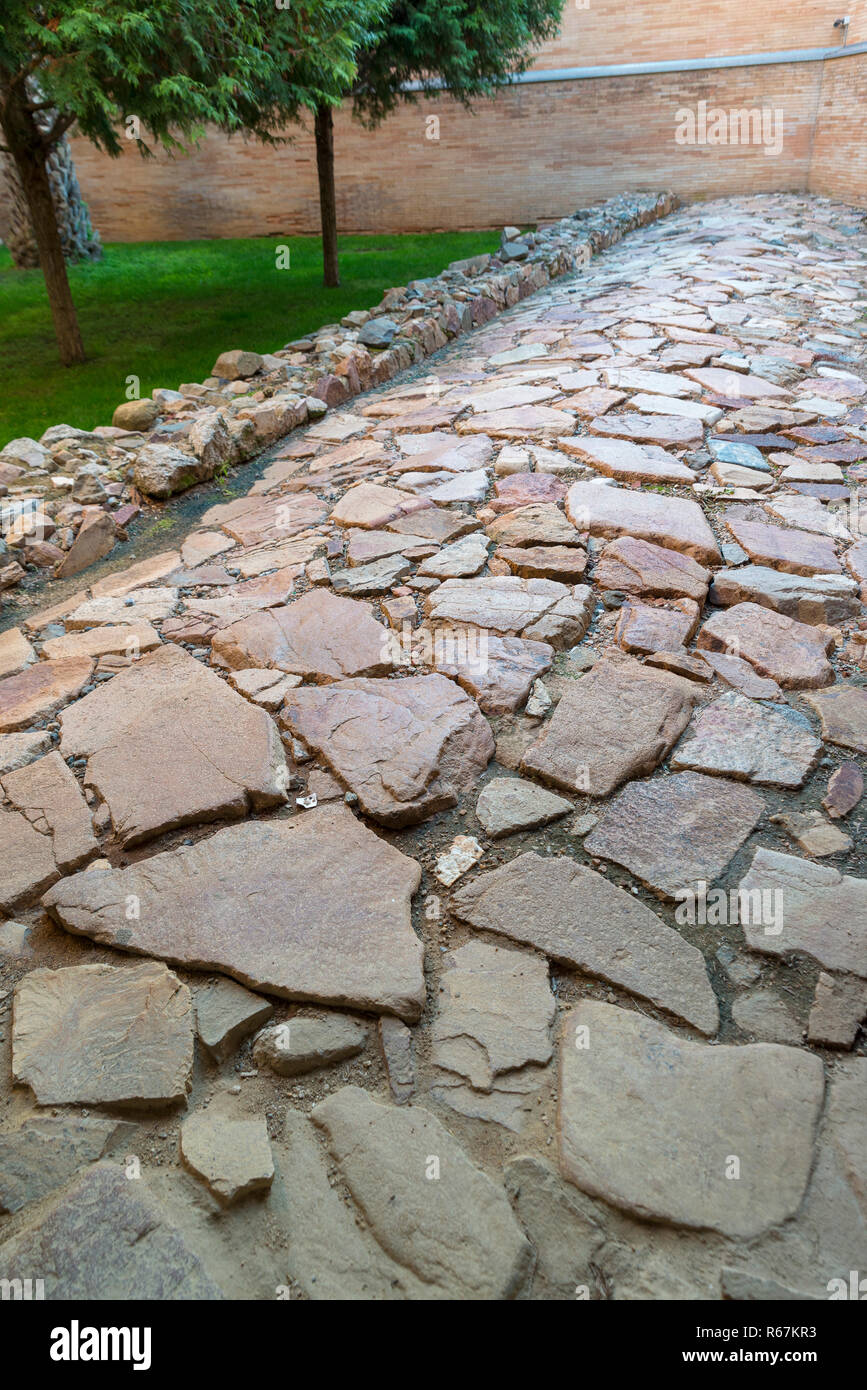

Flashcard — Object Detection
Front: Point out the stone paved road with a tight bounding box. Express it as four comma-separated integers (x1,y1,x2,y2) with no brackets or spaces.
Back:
1,193,866,1300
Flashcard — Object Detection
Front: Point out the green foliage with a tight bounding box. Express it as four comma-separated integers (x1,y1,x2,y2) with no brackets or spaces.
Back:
0,1,389,156
353,0,566,126
0,229,497,441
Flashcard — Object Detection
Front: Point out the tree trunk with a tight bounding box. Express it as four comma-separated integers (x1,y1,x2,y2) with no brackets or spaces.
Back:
0,134,102,269
314,103,340,288
0,87,85,364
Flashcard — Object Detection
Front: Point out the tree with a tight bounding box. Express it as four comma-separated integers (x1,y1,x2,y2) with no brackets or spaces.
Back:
0,2,384,365
312,0,566,287
0,120,102,269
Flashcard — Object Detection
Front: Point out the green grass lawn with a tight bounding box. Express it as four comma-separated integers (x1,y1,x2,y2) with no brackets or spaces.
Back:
0,231,497,445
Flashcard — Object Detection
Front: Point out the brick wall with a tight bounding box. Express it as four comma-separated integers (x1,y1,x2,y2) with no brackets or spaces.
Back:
808,51,867,206
534,0,866,68
9,6,867,243
67,62,826,240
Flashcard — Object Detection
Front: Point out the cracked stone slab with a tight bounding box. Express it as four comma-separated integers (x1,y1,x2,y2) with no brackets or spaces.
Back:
425,576,593,648
312,1085,533,1299
0,730,52,775
211,588,394,679
0,1115,131,1215
1,749,98,871
12,961,194,1106
738,848,867,978
282,674,494,826
43,805,425,1020
710,565,860,625
434,631,553,714
193,978,274,1062
451,851,718,1034
432,940,554,1130
584,770,764,900
671,692,822,788
697,603,835,689
566,482,721,566
520,655,697,797
57,643,288,846
0,1164,222,1299
558,1001,823,1238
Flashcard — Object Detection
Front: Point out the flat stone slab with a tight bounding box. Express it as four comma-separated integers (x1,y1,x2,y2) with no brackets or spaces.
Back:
671,692,822,788
486,503,582,547
451,852,718,1033
387,509,479,543
253,1015,367,1075
584,770,764,899
58,643,288,845
497,544,587,582
738,848,867,978
475,777,572,837
44,805,426,1020
434,631,553,714
418,532,489,578
41,622,162,662
0,627,35,679
697,602,835,689
521,655,697,797
686,367,791,399
801,684,867,755
329,555,411,596
425,576,593,648
207,492,328,546
211,588,394,679
710,565,860,624
457,405,575,438
558,1001,823,1237
12,962,194,1106
0,657,93,732
312,1086,533,1299
566,482,721,566
615,600,695,654
560,435,695,483
283,674,493,827
604,368,701,397
180,1113,274,1205
0,730,51,774
0,1115,129,1215
0,1164,222,1299
726,519,841,577
490,472,566,511
589,410,703,445
331,483,431,529
593,535,710,602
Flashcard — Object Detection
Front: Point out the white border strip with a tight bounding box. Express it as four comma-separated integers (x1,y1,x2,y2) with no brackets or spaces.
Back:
404,42,867,90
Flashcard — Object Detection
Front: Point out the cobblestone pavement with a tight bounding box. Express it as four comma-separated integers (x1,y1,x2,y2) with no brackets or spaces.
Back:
0,193,865,1301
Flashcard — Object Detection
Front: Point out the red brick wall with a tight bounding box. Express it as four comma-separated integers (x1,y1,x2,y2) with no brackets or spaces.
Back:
808,51,867,206
68,62,824,239
14,4,867,241
535,0,866,67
